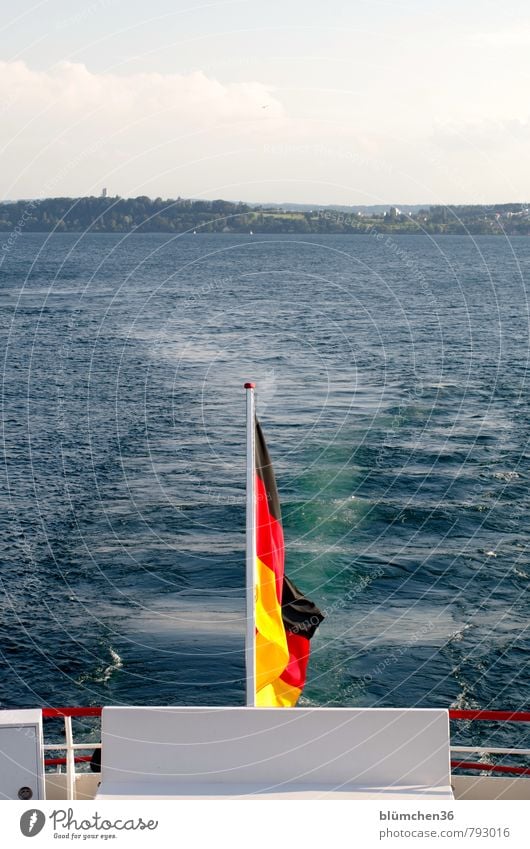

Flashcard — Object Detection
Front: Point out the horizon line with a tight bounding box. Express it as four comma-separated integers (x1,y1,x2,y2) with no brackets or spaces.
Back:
1,195,529,209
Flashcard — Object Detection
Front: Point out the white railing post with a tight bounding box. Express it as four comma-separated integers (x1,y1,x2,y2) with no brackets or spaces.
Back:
64,716,75,800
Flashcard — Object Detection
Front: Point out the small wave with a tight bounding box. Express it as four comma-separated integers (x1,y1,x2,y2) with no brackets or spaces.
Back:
447,623,473,644
425,382,459,389
95,648,123,683
450,685,479,712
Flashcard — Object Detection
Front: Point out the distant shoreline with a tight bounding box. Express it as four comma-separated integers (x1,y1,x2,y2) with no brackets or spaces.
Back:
1,196,529,237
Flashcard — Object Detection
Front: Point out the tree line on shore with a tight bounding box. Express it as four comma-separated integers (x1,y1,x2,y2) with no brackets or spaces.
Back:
0,196,529,235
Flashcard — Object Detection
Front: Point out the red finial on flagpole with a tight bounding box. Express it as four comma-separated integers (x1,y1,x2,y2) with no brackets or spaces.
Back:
244,382,256,389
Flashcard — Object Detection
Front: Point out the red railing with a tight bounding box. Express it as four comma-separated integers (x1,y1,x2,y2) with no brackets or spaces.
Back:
451,761,530,776
449,710,530,722
43,706,102,718
44,707,529,721
41,706,530,775
45,755,93,767
449,709,530,776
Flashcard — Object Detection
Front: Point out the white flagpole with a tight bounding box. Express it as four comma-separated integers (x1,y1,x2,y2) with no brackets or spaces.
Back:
244,381,256,706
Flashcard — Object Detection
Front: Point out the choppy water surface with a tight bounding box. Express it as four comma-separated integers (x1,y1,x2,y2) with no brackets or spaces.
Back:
1,232,528,752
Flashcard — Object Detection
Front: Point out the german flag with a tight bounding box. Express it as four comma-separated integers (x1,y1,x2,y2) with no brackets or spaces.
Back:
254,419,324,707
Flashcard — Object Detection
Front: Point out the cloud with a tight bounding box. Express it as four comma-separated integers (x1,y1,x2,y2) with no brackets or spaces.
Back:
0,60,285,197
431,117,530,152
469,26,530,47
0,60,284,124
0,58,528,203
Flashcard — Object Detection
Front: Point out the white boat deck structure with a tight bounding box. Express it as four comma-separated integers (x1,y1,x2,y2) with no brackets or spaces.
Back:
95,706,453,800
2,705,530,800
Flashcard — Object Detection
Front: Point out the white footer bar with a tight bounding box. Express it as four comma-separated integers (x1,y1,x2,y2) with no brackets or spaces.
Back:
2,799,527,848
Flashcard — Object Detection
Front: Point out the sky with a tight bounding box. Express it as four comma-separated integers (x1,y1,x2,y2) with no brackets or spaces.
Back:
1,0,529,204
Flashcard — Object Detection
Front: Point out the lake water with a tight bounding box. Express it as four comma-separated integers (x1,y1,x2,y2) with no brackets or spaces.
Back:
1,232,528,751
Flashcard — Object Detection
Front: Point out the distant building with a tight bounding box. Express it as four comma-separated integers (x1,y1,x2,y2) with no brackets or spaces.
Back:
101,188,107,198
